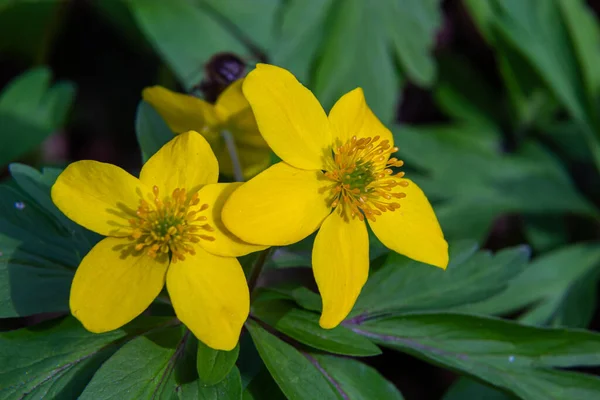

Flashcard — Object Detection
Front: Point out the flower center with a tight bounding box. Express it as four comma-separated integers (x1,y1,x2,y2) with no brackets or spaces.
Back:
324,135,407,222
128,186,214,262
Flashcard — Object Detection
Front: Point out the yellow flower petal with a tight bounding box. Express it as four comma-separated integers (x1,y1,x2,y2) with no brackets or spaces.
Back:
143,86,220,141
140,131,219,196
313,212,369,329
167,246,249,350
70,237,169,332
214,79,249,121
328,87,394,147
226,108,269,149
222,162,331,246
242,64,331,170
196,183,268,257
51,161,149,236
368,178,448,269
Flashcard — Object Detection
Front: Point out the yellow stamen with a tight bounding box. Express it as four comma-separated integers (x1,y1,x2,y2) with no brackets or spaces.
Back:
128,186,214,261
324,136,407,222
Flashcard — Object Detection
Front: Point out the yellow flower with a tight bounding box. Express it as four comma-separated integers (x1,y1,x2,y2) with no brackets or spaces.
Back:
143,79,271,180
51,132,266,350
222,64,449,329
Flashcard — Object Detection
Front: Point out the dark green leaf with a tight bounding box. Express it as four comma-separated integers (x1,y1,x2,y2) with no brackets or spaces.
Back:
199,0,279,51
197,340,240,387
127,0,246,89
311,354,404,400
443,377,516,400
79,326,188,399
0,164,101,317
252,300,380,356
456,244,600,323
135,100,174,162
0,316,175,400
394,125,597,240
313,0,399,123
0,67,76,167
237,332,262,390
197,367,242,400
246,320,338,400
352,313,600,400
385,0,441,86
242,368,285,400
353,242,529,316
270,0,334,83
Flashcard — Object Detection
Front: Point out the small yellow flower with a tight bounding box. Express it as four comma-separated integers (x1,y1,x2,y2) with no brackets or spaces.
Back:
222,64,449,329
143,79,271,179
51,132,265,350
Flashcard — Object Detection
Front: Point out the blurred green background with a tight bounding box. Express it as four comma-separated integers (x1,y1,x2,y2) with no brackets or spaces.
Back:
2,0,600,398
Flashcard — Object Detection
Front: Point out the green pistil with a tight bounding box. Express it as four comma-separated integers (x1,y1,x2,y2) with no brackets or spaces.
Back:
342,160,376,192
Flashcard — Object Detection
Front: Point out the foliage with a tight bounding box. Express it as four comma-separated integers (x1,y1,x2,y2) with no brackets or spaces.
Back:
2,0,600,399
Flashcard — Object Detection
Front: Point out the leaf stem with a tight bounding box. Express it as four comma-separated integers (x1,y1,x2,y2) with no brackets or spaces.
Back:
248,248,272,296
222,129,244,182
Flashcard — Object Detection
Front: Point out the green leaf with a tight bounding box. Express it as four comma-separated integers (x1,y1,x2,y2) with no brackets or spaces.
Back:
0,67,76,167
394,124,597,240
313,0,399,123
464,0,600,171
198,367,242,400
443,377,516,400
0,316,175,399
135,100,174,162
127,0,247,90
385,0,441,86
79,326,191,399
434,54,506,127
252,300,381,357
8,163,98,248
242,368,285,400
0,165,99,318
353,242,530,317
456,243,600,326
311,354,404,399
0,1,62,61
246,320,338,400
352,313,600,400
197,340,240,387
199,0,279,51
270,0,334,83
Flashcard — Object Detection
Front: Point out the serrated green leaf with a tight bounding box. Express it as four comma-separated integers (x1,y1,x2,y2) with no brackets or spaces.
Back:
456,243,600,323
197,340,240,387
8,163,98,249
385,0,441,86
270,0,334,83
199,0,279,51
352,313,600,400
197,367,242,400
127,0,247,90
135,100,174,162
0,316,175,400
394,125,597,240
353,242,529,317
313,0,399,123
311,354,404,400
246,320,338,400
79,326,189,399
252,300,380,357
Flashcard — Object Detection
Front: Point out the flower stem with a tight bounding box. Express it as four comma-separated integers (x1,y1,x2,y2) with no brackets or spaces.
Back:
221,130,244,182
248,248,272,296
